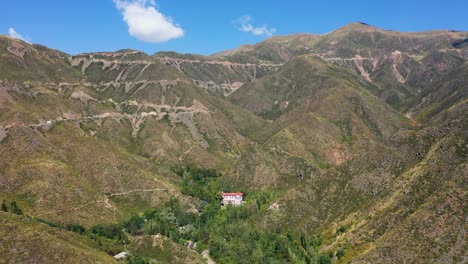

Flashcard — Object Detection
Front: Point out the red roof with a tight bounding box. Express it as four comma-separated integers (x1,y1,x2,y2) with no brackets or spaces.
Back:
222,192,243,196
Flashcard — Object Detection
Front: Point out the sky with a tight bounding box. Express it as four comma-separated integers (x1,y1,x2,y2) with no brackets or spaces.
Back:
2,0,467,55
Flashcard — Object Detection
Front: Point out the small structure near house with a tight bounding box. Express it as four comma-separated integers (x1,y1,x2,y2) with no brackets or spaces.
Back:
221,192,243,206
184,240,197,249
114,252,128,260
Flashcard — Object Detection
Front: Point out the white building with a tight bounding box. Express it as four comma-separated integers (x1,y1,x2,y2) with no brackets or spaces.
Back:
222,192,243,205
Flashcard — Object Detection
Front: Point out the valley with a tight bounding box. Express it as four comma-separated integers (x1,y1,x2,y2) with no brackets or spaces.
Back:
0,22,466,263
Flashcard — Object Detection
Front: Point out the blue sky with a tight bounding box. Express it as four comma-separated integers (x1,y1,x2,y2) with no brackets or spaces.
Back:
2,0,467,55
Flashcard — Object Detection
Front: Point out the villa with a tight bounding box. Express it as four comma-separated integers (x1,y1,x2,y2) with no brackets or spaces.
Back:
221,192,243,206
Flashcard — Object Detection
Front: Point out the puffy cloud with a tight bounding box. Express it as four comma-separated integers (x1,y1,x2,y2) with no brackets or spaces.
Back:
8,28,30,43
114,0,184,43
237,16,276,36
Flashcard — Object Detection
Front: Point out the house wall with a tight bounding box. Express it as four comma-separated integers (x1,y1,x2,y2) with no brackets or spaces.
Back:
222,195,243,205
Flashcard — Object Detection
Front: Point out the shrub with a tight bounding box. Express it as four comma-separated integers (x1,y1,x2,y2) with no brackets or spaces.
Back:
66,223,86,234
10,201,23,215
123,215,145,235
337,226,346,234
336,248,345,259
91,224,125,240
1,200,8,212
319,254,332,264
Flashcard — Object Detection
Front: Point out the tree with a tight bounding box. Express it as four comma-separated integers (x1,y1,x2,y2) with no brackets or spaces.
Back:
337,226,346,234
123,215,144,235
336,248,345,260
1,200,8,212
66,224,86,234
10,201,22,215
319,255,332,264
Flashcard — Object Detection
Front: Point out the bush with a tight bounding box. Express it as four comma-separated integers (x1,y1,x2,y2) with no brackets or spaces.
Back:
336,248,345,259
1,200,8,212
91,224,126,240
123,215,145,235
66,223,86,234
10,201,22,215
319,254,332,264
337,226,346,234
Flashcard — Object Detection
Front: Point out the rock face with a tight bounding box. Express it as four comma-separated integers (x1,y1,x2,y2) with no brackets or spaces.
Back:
0,23,467,263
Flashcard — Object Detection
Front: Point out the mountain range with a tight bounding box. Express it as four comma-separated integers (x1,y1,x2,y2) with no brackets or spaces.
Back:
0,22,466,263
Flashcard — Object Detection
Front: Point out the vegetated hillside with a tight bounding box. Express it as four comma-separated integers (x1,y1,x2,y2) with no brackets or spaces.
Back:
227,55,408,188
0,36,83,82
0,22,466,263
219,22,468,111
0,212,118,263
0,37,268,227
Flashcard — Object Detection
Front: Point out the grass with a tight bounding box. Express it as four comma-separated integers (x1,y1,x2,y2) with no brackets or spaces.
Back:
0,212,117,263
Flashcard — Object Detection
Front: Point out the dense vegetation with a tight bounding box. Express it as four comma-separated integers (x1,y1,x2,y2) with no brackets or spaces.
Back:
97,166,335,263
173,165,221,202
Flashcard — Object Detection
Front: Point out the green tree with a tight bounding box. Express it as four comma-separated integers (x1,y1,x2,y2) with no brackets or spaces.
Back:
337,226,346,234
123,215,145,235
10,201,22,215
1,200,8,212
319,254,332,264
336,248,345,260
65,224,86,234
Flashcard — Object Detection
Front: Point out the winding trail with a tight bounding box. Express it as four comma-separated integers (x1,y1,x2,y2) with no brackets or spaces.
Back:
37,188,174,217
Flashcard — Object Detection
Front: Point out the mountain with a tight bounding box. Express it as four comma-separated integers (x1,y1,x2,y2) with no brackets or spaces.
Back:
0,23,466,263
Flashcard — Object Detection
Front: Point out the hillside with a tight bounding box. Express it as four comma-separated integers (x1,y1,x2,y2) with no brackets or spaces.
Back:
0,22,466,263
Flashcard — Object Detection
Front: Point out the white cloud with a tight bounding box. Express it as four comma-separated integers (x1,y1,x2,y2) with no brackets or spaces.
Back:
8,28,31,43
237,16,276,37
114,0,184,43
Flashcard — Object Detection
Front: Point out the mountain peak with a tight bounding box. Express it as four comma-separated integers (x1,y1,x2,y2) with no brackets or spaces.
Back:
336,22,381,32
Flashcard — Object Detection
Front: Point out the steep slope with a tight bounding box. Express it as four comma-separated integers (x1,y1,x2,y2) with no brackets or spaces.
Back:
219,22,468,113
0,212,117,263
228,55,408,186
320,101,468,263
314,23,468,111
0,36,82,82
409,62,468,122
67,49,268,168
224,27,467,263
